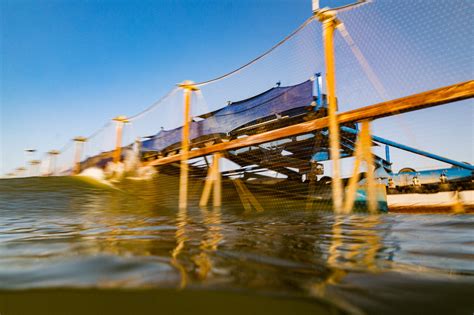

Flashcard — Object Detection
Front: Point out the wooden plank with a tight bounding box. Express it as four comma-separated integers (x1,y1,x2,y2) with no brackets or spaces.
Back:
147,80,473,167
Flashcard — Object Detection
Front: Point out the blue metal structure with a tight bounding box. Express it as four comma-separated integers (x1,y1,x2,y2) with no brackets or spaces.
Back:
335,126,473,188
314,73,323,109
340,126,474,171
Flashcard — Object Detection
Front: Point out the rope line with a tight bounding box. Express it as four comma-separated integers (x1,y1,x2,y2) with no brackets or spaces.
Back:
194,17,316,87
128,87,179,121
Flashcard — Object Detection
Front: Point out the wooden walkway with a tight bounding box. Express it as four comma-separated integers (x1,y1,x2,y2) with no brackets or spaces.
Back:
146,80,474,167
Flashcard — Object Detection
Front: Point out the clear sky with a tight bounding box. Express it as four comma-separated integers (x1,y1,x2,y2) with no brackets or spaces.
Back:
1,0,472,175
1,0,325,174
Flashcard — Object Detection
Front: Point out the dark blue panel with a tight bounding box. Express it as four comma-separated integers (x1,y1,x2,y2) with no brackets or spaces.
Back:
142,80,313,153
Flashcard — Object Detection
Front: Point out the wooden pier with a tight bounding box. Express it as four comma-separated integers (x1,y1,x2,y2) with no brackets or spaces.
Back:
145,80,473,167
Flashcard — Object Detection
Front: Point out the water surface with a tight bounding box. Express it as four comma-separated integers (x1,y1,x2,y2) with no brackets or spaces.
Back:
0,176,473,314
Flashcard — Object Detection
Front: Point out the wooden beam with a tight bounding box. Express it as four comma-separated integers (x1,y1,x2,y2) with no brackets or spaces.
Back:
146,80,473,167
321,9,343,212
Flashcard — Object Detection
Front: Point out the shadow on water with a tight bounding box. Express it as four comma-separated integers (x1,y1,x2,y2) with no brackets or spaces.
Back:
0,176,473,314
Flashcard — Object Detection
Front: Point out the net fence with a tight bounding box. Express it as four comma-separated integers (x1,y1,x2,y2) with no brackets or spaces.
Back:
10,0,473,212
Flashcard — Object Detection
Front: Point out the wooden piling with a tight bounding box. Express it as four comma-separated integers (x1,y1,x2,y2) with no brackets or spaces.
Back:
342,136,363,213
178,81,199,210
47,150,60,176
342,120,378,213
73,136,87,175
200,156,216,207
360,121,377,213
199,152,222,208
212,152,222,207
112,116,128,163
321,10,343,212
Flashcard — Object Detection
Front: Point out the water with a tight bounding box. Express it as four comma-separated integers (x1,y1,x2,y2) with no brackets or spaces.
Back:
0,176,473,314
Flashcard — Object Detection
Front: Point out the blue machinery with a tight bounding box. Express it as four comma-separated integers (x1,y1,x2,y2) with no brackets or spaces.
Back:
340,126,473,171
309,72,472,188
310,125,473,188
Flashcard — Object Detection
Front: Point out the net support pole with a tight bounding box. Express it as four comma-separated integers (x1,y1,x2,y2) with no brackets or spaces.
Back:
47,150,60,176
113,116,128,163
73,137,87,175
29,160,40,177
178,81,199,210
47,154,54,176
51,155,56,176
318,9,343,212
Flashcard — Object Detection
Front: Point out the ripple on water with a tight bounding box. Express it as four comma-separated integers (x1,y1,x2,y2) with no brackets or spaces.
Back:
1,177,473,314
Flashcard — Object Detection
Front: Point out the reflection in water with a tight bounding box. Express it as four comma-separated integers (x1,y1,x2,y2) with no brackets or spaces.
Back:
171,206,224,287
313,215,383,298
1,177,474,314
326,215,383,270
193,207,223,280
171,206,188,289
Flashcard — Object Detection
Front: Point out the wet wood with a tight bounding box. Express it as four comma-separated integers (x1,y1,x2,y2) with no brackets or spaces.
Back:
213,152,222,207
199,152,222,207
361,121,377,213
179,88,192,209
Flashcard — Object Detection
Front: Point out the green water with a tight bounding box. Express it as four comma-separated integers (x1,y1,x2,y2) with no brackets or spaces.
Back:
0,176,473,314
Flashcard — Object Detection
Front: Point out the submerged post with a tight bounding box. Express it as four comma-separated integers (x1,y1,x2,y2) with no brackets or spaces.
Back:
360,120,377,213
213,152,222,207
178,81,199,209
317,9,343,212
199,152,222,208
343,120,379,213
73,136,87,175
113,116,128,163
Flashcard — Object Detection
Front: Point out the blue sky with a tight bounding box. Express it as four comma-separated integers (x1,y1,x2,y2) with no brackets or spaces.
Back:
1,0,321,174
1,0,472,175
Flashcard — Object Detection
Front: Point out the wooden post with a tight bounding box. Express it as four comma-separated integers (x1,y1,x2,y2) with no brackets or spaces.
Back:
29,160,41,177
24,149,36,175
452,190,464,213
72,136,87,175
342,120,378,213
199,152,222,208
113,116,128,163
199,172,214,207
178,81,199,209
213,152,222,207
319,9,343,212
233,179,264,213
16,167,26,177
342,137,363,214
47,150,60,176
200,156,216,207
361,121,377,213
